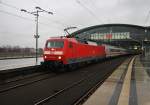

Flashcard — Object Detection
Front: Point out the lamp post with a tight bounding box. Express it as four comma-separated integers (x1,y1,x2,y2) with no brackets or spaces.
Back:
21,7,53,65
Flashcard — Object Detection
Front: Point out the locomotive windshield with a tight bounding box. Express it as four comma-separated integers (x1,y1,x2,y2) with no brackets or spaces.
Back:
46,41,64,48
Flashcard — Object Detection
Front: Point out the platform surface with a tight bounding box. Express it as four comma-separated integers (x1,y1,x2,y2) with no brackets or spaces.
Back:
82,55,150,105
0,57,43,71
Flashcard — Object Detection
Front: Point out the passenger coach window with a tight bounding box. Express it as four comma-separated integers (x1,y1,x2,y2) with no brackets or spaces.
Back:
46,41,64,48
69,42,73,48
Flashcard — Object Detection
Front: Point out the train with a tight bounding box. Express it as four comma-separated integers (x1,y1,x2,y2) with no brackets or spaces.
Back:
41,36,129,71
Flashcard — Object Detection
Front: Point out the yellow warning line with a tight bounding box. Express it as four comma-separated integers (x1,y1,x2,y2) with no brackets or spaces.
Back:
117,56,136,105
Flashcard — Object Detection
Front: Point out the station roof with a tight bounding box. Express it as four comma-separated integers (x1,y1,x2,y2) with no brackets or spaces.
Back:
68,23,150,48
70,23,149,36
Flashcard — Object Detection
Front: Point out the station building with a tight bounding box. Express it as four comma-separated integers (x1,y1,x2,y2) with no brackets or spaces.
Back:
71,24,150,54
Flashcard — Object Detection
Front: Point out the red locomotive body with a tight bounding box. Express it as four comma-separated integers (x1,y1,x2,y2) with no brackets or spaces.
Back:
42,36,129,71
43,37,106,67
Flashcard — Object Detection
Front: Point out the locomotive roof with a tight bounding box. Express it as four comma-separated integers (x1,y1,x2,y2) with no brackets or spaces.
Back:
47,37,77,42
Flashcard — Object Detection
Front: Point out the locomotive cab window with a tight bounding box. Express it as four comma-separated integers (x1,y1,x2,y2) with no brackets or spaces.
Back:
46,41,64,48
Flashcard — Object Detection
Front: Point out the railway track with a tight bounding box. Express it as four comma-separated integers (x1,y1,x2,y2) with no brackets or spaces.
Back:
0,71,49,85
0,57,110,93
0,56,130,105
0,71,58,93
0,61,96,93
0,60,96,93
34,65,114,105
34,57,129,105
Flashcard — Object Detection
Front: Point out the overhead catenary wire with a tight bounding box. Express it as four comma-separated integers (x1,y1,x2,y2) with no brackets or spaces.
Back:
0,1,86,34
83,0,98,12
0,9,33,21
144,10,150,26
81,0,102,22
76,0,98,20
41,16,68,27
76,0,103,23
0,9,64,31
0,1,64,29
0,1,20,10
28,0,72,28
0,1,69,30
0,1,80,31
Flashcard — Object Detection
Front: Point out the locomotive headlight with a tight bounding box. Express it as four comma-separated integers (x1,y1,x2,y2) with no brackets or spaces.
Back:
58,56,62,59
44,56,47,59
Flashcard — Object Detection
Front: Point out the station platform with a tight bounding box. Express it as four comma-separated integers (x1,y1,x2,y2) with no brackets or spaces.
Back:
82,55,150,105
0,57,43,71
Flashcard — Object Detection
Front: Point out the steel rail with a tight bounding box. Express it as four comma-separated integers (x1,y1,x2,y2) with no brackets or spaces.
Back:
34,56,131,105
34,59,124,105
0,72,57,93
34,71,100,105
0,71,49,85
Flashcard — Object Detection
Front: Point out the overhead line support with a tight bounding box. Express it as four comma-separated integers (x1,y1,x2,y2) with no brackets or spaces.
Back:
21,7,53,65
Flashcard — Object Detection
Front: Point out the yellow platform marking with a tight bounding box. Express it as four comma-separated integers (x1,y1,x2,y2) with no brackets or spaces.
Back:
117,57,136,105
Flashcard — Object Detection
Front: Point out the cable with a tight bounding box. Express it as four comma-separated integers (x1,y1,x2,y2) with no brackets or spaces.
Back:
0,2,65,37
0,1,20,10
76,0,103,23
76,0,96,18
40,16,68,27
0,9,63,30
83,0,97,11
82,0,100,20
144,10,150,26
0,1,73,31
0,10,33,21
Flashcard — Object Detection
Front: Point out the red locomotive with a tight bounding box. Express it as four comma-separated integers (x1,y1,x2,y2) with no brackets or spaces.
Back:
42,36,127,71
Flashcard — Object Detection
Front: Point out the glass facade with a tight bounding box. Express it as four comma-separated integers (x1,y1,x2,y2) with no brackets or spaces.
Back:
76,25,149,41
72,24,150,51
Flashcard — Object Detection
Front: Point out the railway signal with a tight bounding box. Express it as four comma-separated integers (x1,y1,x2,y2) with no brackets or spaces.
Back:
21,7,53,65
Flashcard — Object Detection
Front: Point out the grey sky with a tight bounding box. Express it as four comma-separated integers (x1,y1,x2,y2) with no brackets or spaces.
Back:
0,0,150,48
